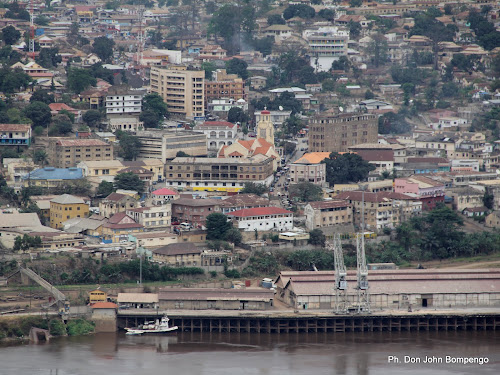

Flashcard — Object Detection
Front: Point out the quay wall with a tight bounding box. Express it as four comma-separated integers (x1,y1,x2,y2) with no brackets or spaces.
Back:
117,311,500,334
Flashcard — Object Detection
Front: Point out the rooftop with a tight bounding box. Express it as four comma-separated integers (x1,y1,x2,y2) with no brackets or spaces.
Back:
228,207,293,217
22,167,83,181
50,194,86,205
293,152,331,165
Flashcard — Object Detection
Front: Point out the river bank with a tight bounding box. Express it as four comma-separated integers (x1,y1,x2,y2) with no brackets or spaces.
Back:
0,315,94,342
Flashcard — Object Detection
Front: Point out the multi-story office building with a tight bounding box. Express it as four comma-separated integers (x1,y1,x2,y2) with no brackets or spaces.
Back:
105,86,145,117
303,27,349,72
48,139,114,168
204,69,246,107
135,130,207,162
164,155,275,192
309,113,378,153
150,65,204,119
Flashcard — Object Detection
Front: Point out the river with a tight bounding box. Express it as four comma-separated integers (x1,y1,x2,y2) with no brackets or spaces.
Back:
0,331,498,375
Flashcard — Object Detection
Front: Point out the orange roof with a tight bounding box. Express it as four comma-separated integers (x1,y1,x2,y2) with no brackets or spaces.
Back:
253,146,271,156
293,152,331,165
238,140,253,150
91,302,117,309
228,151,243,156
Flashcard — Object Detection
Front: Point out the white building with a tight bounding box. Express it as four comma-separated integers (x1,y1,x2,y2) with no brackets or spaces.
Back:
208,98,248,116
434,117,467,130
303,27,349,72
193,121,238,152
126,205,171,230
253,110,292,128
105,86,145,117
228,207,293,232
106,116,144,132
451,159,480,172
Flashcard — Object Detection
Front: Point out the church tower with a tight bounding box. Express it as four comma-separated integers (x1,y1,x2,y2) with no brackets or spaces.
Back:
257,109,274,145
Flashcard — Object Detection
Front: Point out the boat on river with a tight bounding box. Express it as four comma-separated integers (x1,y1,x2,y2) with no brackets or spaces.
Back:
125,316,178,335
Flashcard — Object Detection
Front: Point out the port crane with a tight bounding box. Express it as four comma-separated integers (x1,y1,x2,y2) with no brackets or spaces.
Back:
330,233,348,314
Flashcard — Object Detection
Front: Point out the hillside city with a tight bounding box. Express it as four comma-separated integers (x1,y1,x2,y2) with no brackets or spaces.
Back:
0,0,500,315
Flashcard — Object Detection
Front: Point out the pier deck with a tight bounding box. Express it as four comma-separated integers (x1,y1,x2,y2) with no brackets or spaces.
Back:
117,308,500,333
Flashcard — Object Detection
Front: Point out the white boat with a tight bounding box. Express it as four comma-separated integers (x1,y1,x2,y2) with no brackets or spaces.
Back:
125,316,178,335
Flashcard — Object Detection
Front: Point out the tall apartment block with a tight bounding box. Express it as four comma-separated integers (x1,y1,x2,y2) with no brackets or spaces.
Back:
309,113,378,153
150,65,205,119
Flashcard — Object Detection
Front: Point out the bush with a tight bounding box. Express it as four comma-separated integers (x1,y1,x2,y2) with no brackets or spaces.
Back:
224,269,241,278
66,319,95,336
49,319,67,336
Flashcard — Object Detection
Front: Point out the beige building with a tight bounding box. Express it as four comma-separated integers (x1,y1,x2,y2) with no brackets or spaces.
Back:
152,242,202,266
165,155,275,193
309,113,378,153
204,69,246,107
150,65,204,119
447,187,485,212
485,211,500,228
130,231,178,249
48,139,113,168
79,159,165,183
218,138,280,171
290,152,330,186
126,205,171,230
256,110,274,145
99,192,138,218
135,129,207,163
304,200,353,231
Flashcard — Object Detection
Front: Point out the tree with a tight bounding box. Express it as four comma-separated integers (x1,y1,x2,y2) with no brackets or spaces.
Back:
283,115,303,136
323,152,376,185
201,61,216,79
1,26,21,45
36,47,61,69
267,14,286,25
49,114,73,135
35,15,50,26
30,90,54,104
378,111,412,134
67,68,97,94
176,151,191,157
483,191,494,209
240,182,268,196
24,101,51,128
251,37,274,56
97,181,114,198
224,227,242,245
33,149,48,165
82,110,102,128
227,107,248,124
92,36,115,63
140,110,161,128
283,5,315,20
308,229,326,247
226,58,248,80
318,9,335,21
0,67,31,94
366,33,388,68
142,93,169,122
331,56,351,71
117,132,142,161
289,182,323,202
114,172,145,194
444,4,453,15
349,21,362,39
206,213,232,240
349,0,362,7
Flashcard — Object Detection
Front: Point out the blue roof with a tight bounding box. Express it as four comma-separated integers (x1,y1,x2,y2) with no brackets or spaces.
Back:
22,167,84,181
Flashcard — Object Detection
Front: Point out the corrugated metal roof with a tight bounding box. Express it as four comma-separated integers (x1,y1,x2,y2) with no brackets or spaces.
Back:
23,168,83,181
117,293,159,303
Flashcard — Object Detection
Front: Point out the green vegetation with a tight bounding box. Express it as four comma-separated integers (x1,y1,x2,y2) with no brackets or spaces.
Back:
323,152,376,184
114,172,145,194
0,316,95,341
240,182,268,196
289,182,323,202
116,131,142,161
206,213,232,240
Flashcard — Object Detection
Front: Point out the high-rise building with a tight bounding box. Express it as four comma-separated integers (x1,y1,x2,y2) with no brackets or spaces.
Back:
150,65,204,119
204,69,246,108
309,113,378,153
303,27,349,72
105,86,145,117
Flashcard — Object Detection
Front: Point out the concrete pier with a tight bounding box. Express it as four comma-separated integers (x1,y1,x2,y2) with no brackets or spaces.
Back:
117,309,500,333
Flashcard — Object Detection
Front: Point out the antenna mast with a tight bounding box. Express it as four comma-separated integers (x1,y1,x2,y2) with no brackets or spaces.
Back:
29,0,35,60
137,6,145,80
330,233,348,314
355,233,370,313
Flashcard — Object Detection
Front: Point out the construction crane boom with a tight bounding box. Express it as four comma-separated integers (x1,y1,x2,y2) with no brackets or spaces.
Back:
330,233,348,314
356,233,371,313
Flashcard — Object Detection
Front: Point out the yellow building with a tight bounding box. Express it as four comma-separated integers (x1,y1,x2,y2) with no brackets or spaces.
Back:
256,110,274,145
49,194,89,229
89,289,108,304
